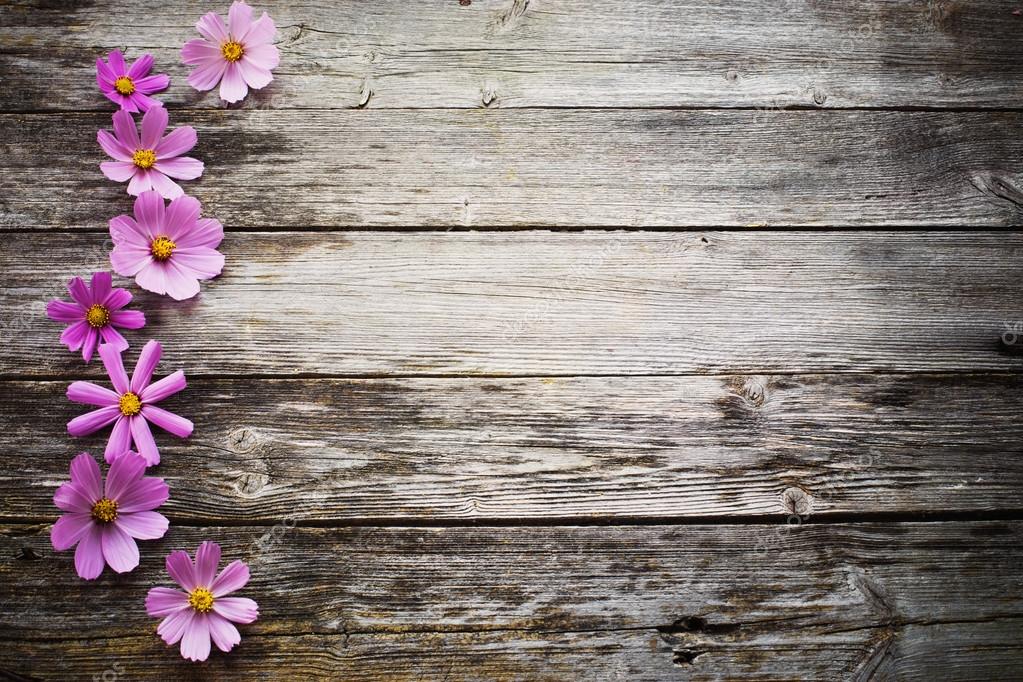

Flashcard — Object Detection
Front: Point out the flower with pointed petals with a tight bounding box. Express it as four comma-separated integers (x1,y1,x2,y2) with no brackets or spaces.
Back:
98,106,203,200
46,272,146,362
147,541,259,662
96,50,170,113
109,190,225,301
51,452,169,580
181,1,280,103
67,341,192,466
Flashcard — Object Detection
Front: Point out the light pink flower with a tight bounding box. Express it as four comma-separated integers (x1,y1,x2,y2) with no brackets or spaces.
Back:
98,106,203,200
181,1,280,103
146,541,259,662
46,271,146,362
96,50,170,113
67,341,192,466
109,190,225,301
51,452,169,580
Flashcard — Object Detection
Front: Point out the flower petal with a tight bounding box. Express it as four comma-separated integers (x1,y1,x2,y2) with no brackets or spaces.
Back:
67,276,91,306
211,596,259,624
98,129,132,162
51,513,94,551
59,322,90,352
207,612,242,653
69,452,102,498
101,523,140,573
219,62,248,103
99,343,130,394
99,326,129,353
228,0,253,39
211,560,249,597
116,510,169,540
242,42,280,70
181,39,223,65
196,11,229,43
111,309,146,330
111,243,154,278
107,50,127,75
147,587,189,618
134,261,169,296
110,213,150,245
163,194,201,241
53,482,94,514
103,287,133,311
74,525,105,579
194,541,221,586
130,415,161,466
104,416,133,464
89,272,112,304
112,109,141,149
130,339,162,393
96,56,116,85
80,327,101,363
118,475,170,512
173,247,225,280
141,405,193,438
158,607,194,645
127,53,154,79
243,15,279,48
177,217,224,250
140,370,187,403
166,549,198,591
163,260,202,300
148,170,185,200
154,157,204,181
127,169,154,196
186,56,228,92
67,381,119,407
68,405,120,437
156,126,197,158
46,299,85,322
237,57,273,90
105,450,147,499
141,105,168,150
101,161,138,183
180,613,212,662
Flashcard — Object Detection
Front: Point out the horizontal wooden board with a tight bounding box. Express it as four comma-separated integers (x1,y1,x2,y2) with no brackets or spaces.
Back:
1,232,1021,377
3,374,1023,522
1,522,1021,679
3,0,1023,111
3,111,1023,229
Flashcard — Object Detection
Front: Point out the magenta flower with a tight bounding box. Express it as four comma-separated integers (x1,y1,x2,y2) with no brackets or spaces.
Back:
146,541,259,661
67,341,192,466
51,452,169,580
96,50,170,113
98,106,203,200
109,190,225,301
46,272,146,362
181,1,280,103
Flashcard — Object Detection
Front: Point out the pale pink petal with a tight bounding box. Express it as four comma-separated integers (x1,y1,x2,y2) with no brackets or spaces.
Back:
130,416,161,466
158,608,194,645
130,340,162,392
59,322,89,352
127,169,154,196
47,299,85,322
211,560,249,597
177,217,224,249
142,405,193,438
68,405,120,437
111,309,146,329
207,613,242,653
156,126,197,158
166,549,198,591
242,42,280,70
219,63,248,103
115,510,168,540
173,247,225,280
140,370,186,403
243,15,278,48
104,451,147,499
104,416,133,464
148,170,185,199
111,244,154,278
101,523,140,573
118,475,169,512
162,260,202,300
69,452,102,498
181,39,223,65
141,105,168,150
163,194,201,240
154,157,204,181
51,513,94,550
134,189,166,233
74,525,105,579
134,261,170,296
180,614,212,662
228,0,254,39
98,129,132,161
112,109,140,149
195,541,221,586
99,326,129,352
99,343,130,393
67,381,119,407
196,11,229,43
53,483,94,514
237,58,273,90
211,597,258,624
147,587,189,618
186,57,229,92
127,53,154,79
110,213,150,244
101,161,138,183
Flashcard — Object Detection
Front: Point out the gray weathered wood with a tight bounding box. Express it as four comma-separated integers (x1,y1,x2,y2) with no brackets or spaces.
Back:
3,0,1023,111
2,232,1021,377
3,374,1023,522
1,523,1021,679
3,111,1023,229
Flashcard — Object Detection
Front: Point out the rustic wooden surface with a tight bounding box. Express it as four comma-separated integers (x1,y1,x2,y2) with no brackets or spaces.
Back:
1,0,1022,680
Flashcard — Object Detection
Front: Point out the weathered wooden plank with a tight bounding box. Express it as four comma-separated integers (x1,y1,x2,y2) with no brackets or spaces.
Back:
1,523,1021,679
3,0,1023,111
1,232,1021,377
3,374,1023,522
2,111,1023,229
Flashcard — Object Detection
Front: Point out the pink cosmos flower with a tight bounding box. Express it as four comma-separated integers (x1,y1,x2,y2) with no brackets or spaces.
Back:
46,272,146,362
96,50,170,113
67,341,192,466
181,1,280,103
51,451,169,580
109,190,225,301
98,106,203,200
146,541,259,661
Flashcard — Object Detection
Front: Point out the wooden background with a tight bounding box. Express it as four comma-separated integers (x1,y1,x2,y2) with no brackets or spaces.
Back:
1,0,1022,679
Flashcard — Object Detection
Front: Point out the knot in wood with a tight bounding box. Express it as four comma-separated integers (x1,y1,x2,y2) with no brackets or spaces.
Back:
782,487,812,515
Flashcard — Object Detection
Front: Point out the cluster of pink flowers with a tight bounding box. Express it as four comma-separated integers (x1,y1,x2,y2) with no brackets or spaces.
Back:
47,1,277,662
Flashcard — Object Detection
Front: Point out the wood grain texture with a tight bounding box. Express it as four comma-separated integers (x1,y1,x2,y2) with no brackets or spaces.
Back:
3,0,1023,111
1,523,1021,679
3,374,1023,522
3,111,1023,229
2,231,1021,377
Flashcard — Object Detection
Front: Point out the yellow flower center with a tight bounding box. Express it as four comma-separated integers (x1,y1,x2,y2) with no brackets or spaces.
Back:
188,587,215,613
132,149,157,169
113,76,136,95
85,304,110,328
150,236,177,261
91,497,118,523
118,392,142,416
221,41,244,62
